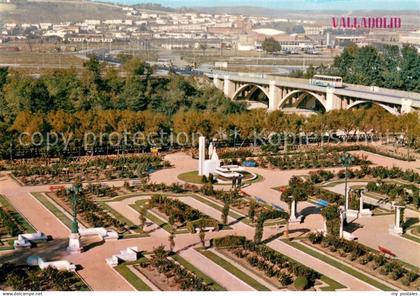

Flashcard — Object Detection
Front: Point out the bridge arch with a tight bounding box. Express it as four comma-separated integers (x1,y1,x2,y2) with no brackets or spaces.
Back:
278,89,327,111
346,100,400,116
232,83,270,101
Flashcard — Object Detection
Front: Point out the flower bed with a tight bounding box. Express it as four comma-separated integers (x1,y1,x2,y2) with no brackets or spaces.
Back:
213,236,320,290
9,154,169,185
0,263,88,291
0,207,22,237
263,151,370,170
134,246,213,291
308,233,419,290
366,181,419,209
148,195,220,232
53,188,124,232
309,165,419,185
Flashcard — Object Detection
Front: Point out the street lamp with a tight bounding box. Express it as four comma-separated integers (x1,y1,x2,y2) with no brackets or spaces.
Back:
339,152,354,221
67,183,83,254
68,184,82,234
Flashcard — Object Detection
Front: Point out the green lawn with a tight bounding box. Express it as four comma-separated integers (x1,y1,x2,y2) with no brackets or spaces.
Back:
197,248,270,291
178,171,263,185
31,192,72,229
115,263,153,291
172,254,226,291
319,275,347,291
0,194,36,233
402,226,420,244
178,171,204,184
99,202,138,230
285,240,395,291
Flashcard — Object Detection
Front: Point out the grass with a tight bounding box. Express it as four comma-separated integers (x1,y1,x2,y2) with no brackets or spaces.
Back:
319,275,347,291
172,254,226,291
178,170,263,185
402,225,420,244
115,262,153,291
0,194,36,233
197,248,270,291
31,192,72,229
178,171,204,184
285,240,395,291
0,239,14,251
402,233,420,244
99,202,138,230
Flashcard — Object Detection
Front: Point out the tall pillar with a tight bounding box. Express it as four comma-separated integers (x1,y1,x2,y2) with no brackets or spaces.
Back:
290,199,297,220
223,76,236,99
198,136,205,176
389,205,404,235
359,192,364,213
339,210,344,239
268,80,282,111
325,87,342,111
289,199,302,223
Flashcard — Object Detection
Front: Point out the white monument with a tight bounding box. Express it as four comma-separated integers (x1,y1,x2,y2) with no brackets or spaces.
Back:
198,136,221,177
389,204,405,235
67,233,83,254
106,247,138,267
289,199,302,223
27,256,76,272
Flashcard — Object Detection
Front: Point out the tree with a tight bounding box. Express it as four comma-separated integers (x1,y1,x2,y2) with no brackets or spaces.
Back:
321,205,340,237
199,227,206,247
221,195,231,225
139,207,147,232
281,176,312,217
262,37,281,53
400,45,420,92
248,200,256,223
0,67,8,90
254,210,289,243
168,227,176,253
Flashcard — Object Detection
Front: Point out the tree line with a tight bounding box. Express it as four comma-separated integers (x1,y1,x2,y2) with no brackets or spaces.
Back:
0,54,418,156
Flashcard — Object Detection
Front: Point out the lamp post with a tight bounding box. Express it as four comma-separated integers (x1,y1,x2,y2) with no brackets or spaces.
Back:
69,184,82,234
67,183,83,253
339,152,354,222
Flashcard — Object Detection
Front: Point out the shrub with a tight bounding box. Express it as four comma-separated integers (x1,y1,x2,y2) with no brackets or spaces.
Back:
294,276,308,291
278,272,293,286
308,232,323,244
213,235,246,248
406,271,419,283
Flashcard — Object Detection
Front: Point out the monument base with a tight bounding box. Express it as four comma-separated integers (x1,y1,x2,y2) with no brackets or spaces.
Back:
388,225,403,236
67,233,83,254
289,215,302,224
360,209,373,216
346,209,359,219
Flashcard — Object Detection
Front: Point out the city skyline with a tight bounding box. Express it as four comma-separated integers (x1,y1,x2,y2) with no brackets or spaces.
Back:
96,0,420,11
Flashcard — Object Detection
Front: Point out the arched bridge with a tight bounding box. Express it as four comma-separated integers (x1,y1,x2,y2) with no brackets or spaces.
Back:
209,73,420,115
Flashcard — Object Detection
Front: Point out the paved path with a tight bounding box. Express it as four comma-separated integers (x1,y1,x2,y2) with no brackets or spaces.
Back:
0,178,69,238
179,248,255,291
267,239,378,291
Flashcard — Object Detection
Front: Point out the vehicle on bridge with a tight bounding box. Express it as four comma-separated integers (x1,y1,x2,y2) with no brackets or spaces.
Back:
310,75,343,88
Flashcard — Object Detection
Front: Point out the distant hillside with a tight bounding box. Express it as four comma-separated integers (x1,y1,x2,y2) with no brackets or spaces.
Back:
0,0,127,24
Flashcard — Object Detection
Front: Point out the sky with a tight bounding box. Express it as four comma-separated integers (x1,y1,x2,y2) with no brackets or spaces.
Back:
96,0,420,10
